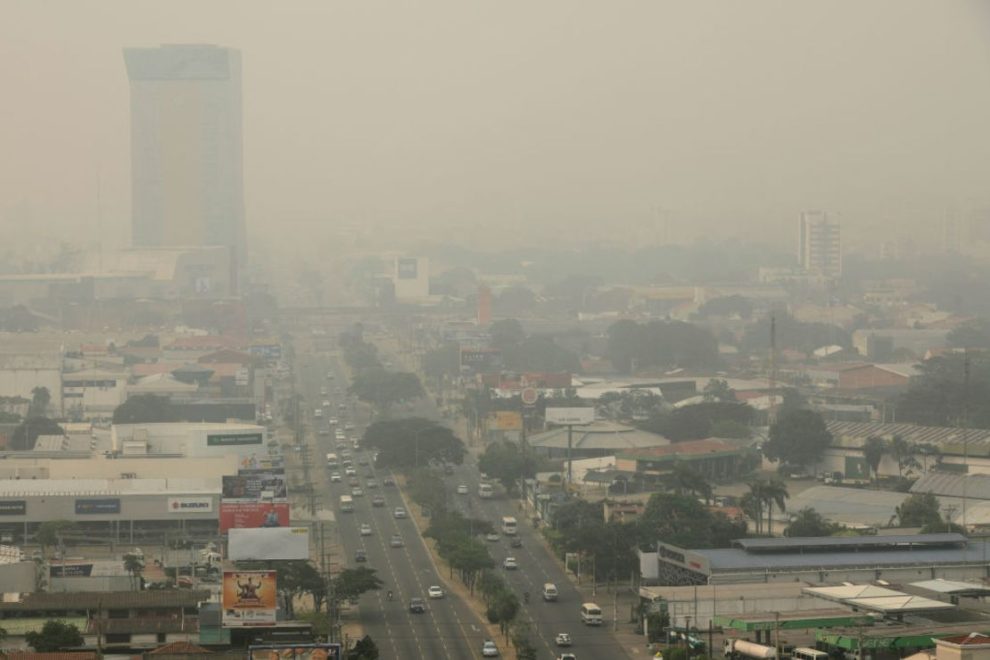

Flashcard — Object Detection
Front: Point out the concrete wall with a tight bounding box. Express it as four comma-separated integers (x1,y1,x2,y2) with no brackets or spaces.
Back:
0,491,219,524
0,561,37,592
0,455,240,480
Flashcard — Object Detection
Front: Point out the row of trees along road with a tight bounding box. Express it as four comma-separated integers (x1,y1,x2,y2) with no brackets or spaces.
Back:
339,324,426,418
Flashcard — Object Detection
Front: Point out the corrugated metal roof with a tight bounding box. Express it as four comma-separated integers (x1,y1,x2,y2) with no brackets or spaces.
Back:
909,579,990,595
803,585,903,601
845,595,954,613
528,421,669,451
827,421,990,454
911,472,990,500
735,533,966,552
693,539,990,572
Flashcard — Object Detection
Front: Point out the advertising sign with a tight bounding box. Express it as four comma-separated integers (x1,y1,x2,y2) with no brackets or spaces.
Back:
520,387,539,405
208,433,263,447
50,563,94,577
228,527,310,561
222,470,288,501
0,500,26,515
655,541,710,574
460,348,502,373
249,344,283,361
249,644,342,660
75,498,121,515
397,257,418,279
488,411,523,431
220,502,290,533
167,497,214,514
222,570,277,627
545,407,595,426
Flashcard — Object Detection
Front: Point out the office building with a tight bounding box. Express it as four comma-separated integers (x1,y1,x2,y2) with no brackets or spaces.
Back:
798,211,841,278
123,44,245,288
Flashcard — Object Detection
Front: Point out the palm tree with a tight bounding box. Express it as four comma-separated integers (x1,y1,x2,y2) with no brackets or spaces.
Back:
744,481,768,535
123,554,144,591
863,436,886,487
669,463,713,503
762,478,789,537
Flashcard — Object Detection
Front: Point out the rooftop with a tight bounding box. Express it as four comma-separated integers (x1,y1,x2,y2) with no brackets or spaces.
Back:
827,421,990,453
528,421,669,452
620,438,750,461
733,533,967,553
0,590,210,612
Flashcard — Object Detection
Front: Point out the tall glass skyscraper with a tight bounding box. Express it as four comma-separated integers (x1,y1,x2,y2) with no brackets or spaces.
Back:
123,44,245,289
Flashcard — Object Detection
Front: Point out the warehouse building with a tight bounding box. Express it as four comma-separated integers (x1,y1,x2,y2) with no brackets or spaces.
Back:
640,534,990,586
111,422,267,464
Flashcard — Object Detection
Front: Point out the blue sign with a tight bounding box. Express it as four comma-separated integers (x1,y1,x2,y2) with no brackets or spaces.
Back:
75,498,121,515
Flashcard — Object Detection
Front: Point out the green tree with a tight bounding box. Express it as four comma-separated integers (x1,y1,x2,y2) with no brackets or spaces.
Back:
640,401,753,442
478,441,536,494
761,478,789,536
502,336,581,373
487,590,520,637
947,318,990,350
333,567,384,602
124,553,144,591
784,507,838,537
29,386,51,418
447,537,495,592
896,492,944,528
112,394,178,424
406,467,448,513
489,319,526,350
764,408,832,469
421,342,461,384
740,490,763,535
890,435,921,477
348,635,380,660
637,493,745,549
703,379,735,403
35,520,74,558
361,418,465,469
862,436,886,487
25,620,83,652
349,368,424,416
10,417,64,451
665,463,712,503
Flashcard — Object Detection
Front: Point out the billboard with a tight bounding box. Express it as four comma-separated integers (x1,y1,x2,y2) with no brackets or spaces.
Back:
228,527,310,561
545,407,595,426
488,411,523,431
208,432,263,447
249,644,342,660
460,348,502,373
75,498,121,515
222,470,288,501
167,497,214,514
0,500,26,515
220,502,290,533
222,570,277,627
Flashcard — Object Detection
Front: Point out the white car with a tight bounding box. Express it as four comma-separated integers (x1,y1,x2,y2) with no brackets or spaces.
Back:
330,473,341,482
345,467,357,476
456,484,469,495
557,655,576,660
393,507,407,519
502,556,518,570
427,585,444,599
360,523,372,536
482,640,499,657
351,487,364,497
555,633,572,647
485,532,500,542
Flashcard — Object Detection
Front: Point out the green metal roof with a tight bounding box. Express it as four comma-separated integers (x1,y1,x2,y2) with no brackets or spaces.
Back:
715,612,873,632
815,629,990,651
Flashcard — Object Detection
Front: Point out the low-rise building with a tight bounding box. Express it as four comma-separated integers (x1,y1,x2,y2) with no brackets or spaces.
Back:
616,438,758,482
527,421,669,460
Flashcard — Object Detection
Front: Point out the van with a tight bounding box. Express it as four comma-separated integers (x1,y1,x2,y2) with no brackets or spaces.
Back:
542,583,558,601
580,602,603,625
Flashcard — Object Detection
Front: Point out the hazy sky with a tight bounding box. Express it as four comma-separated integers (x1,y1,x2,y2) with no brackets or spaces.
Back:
2,1,990,257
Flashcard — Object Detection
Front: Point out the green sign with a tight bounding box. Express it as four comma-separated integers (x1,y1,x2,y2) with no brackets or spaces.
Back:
207,433,263,447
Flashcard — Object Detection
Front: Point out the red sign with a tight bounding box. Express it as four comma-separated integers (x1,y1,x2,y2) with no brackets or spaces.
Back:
520,387,538,405
220,502,290,533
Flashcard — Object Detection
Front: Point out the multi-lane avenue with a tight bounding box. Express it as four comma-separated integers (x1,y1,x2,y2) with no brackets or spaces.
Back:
292,325,630,659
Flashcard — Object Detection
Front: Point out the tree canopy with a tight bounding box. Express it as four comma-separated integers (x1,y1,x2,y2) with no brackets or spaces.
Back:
948,318,990,350
639,401,754,442
740,312,850,355
896,492,944,528
477,441,537,494
112,394,179,424
361,418,465,469
784,507,839,537
349,368,424,415
764,408,832,469
606,319,719,373
896,353,990,428
25,620,83,652
10,417,64,451
637,493,746,549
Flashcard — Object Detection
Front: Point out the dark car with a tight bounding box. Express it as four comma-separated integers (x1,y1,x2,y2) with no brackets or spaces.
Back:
409,597,426,613
383,476,395,487
355,549,367,563
443,464,454,475
510,537,523,548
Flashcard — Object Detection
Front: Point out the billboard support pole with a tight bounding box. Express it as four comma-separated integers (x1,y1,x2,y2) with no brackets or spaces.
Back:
567,424,573,484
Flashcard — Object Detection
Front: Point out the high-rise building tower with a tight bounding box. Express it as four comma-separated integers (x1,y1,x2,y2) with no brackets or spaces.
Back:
798,211,841,278
123,44,245,288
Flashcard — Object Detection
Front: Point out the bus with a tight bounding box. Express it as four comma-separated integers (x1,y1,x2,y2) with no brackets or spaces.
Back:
501,516,518,535
339,495,354,512
326,453,339,468
580,602,603,626
478,483,494,499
